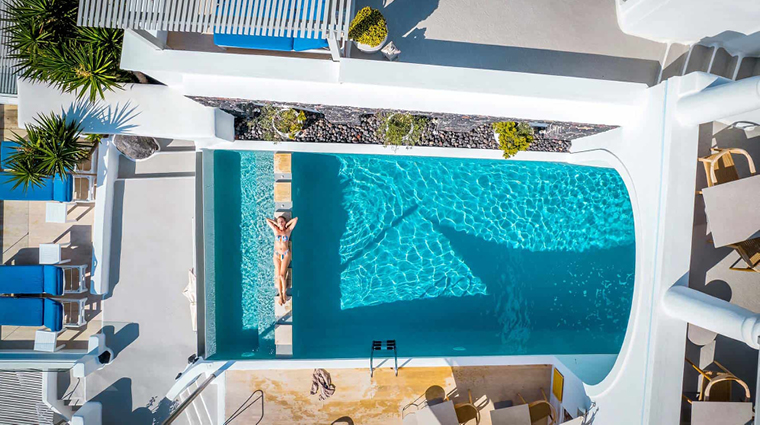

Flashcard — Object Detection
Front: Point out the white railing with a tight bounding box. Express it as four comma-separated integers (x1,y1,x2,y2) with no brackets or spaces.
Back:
77,0,352,40
0,0,18,96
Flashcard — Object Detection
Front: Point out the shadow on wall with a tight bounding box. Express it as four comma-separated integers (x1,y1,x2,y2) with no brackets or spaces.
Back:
352,0,661,85
61,99,140,135
90,378,178,425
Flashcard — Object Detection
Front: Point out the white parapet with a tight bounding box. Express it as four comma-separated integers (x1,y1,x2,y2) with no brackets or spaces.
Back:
662,285,760,349
676,76,760,126
16,80,234,142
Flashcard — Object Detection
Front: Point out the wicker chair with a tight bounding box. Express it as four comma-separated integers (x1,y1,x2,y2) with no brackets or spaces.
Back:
685,358,751,402
517,388,557,425
698,148,756,188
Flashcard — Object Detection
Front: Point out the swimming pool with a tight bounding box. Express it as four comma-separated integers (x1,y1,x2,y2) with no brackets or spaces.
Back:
205,151,635,360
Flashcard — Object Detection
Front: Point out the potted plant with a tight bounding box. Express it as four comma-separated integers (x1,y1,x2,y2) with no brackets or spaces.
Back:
492,121,534,158
376,113,426,147
348,7,388,53
271,108,307,140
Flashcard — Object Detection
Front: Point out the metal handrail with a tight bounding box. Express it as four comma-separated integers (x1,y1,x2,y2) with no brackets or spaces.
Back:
370,340,398,377
224,389,264,424
163,361,234,425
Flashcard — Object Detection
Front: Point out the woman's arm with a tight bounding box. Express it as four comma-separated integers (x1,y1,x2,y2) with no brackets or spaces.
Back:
265,218,278,232
286,217,299,230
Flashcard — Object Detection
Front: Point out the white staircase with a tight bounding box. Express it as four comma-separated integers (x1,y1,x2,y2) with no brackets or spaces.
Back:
176,376,217,425
659,42,760,84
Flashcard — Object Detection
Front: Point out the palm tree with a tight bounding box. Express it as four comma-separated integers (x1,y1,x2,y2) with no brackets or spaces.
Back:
5,112,90,191
3,0,132,101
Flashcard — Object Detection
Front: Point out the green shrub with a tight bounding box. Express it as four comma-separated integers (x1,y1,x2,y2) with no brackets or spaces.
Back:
5,112,94,191
3,0,132,101
247,106,306,141
376,113,427,147
272,108,306,139
348,7,388,47
493,121,533,158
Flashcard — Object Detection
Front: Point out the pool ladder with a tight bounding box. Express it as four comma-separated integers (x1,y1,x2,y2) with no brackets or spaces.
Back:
370,340,398,377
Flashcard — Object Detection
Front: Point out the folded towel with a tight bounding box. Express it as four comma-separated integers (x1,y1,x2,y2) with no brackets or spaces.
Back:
310,368,335,401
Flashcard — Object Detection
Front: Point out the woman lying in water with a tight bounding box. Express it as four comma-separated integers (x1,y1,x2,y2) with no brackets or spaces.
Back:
265,216,298,305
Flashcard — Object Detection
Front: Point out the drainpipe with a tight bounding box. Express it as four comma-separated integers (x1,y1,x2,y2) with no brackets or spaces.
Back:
676,76,760,126
662,285,760,349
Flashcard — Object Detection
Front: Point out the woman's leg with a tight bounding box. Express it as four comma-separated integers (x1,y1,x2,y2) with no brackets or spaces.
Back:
278,252,292,304
273,254,284,303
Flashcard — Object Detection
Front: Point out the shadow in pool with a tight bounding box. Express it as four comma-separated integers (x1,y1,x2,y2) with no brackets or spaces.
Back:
211,151,259,358
292,152,635,359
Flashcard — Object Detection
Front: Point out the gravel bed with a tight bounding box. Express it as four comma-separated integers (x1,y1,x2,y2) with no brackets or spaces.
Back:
236,112,572,153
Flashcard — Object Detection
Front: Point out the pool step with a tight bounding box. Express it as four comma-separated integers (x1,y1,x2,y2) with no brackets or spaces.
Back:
273,152,293,358
274,152,292,181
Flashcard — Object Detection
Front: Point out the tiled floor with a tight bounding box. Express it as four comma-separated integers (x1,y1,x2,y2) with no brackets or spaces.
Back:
0,200,102,351
0,105,102,351
224,365,552,424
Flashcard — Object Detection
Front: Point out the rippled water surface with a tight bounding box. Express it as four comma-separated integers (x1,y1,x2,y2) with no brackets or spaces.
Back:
210,151,635,359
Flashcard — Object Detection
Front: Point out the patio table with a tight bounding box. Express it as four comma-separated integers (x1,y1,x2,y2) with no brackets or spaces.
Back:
489,403,531,425
690,401,753,425
413,400,459,425
702,174,760,247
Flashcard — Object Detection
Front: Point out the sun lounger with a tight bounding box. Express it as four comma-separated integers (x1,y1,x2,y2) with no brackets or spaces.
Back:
213,0,329,52
0,298,80,332
0,141,95,202
0,264,88,295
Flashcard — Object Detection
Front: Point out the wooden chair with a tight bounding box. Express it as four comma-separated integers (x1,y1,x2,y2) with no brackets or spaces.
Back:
698,148,756,188
517,388,557,425
685,358,751,402
454,390,480,424
727,237,760,273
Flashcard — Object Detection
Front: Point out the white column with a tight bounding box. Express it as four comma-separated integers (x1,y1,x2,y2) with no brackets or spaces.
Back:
676,76,760,125
662,285,760,349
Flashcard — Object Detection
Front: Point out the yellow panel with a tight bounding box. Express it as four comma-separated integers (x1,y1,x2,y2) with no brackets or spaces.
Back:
274,153,292,174
274,182,292,203
552,368,564,402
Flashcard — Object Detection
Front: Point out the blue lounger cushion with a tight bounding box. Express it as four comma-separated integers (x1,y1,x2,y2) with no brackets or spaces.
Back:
213,0,328,51
0,140,16,168
0,172,73,202
213,33,295,51
0,298,63,332
0,265,63,295
292,37,329,51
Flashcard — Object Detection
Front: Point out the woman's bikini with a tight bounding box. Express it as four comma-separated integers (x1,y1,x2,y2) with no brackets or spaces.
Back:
275,234,290,260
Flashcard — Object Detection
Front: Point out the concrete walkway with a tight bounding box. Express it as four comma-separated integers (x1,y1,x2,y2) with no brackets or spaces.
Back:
352,0,666,85
87,149,198,424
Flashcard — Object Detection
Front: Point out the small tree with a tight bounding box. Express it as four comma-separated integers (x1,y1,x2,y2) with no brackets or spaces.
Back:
493,121,533,158
5,112,93,191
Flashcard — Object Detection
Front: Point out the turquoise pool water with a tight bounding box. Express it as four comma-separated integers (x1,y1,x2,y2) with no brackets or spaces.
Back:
207,151,635,360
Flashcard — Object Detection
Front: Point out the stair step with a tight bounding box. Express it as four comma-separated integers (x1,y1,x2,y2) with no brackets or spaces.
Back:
736,57,759,80
685,44,713,74
709,47,734,79
661,43,690,82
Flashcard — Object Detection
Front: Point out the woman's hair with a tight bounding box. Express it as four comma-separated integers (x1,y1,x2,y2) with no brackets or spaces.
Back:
276,216,287,223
